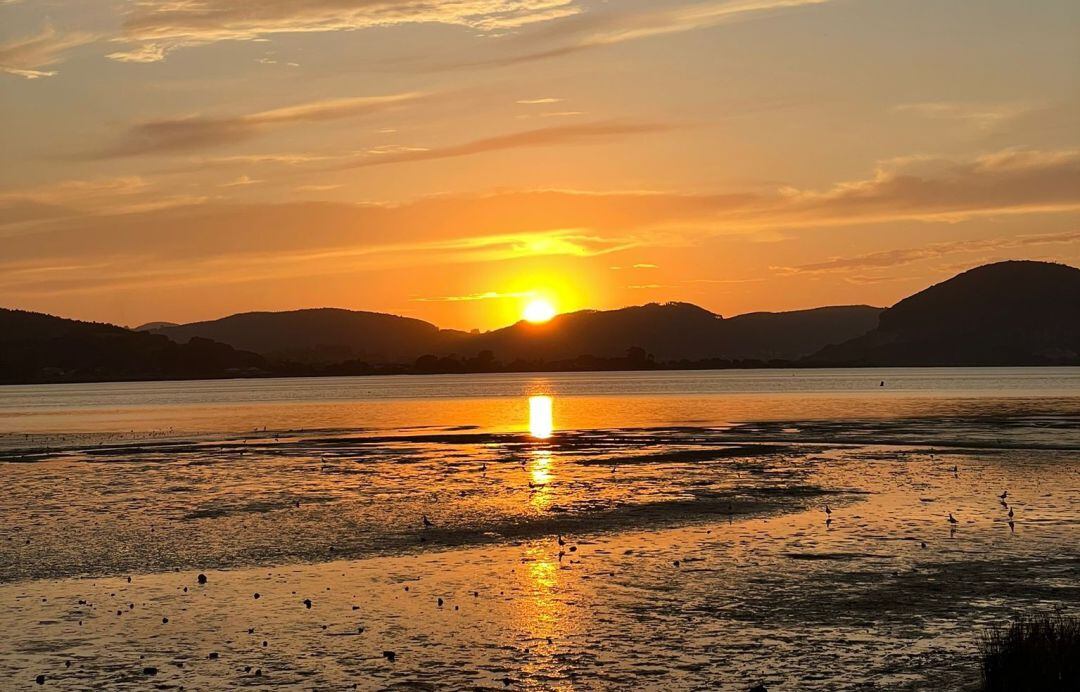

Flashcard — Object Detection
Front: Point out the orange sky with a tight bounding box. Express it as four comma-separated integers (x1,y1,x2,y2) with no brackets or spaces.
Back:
1,0,1078,330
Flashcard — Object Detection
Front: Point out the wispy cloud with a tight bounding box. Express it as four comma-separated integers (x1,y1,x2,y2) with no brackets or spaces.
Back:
0,176,204,226
412,290,537,302
109,0,581,62
5,147,1078,297
0,23,95,78
332,121,674,170
456,0,833,67
775,231,1080,275
90,93,427,157
894,101,1033,133
771,148,1080,227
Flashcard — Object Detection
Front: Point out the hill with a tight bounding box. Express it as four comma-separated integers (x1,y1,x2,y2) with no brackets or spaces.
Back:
807,261,1080,365
0,309,266,384
152,308,468,364
468,303,882,362
133,321,178,331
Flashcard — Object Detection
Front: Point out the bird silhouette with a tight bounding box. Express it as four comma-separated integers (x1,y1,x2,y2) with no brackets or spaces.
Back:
422,515,434,528
824,504,832,516
1007,507,1014,519
999,490,1008,501
948,513,959,524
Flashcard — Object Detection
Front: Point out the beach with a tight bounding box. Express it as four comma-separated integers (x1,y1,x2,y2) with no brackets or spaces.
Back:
1,369,1078,689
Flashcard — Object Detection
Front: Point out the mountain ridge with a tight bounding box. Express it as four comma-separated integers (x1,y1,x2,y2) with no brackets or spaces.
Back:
808,260,1080,365
3,260,1077,384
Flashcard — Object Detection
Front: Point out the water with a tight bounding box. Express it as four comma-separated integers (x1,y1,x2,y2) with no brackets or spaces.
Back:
2,367,1078,440
1,368,1078,689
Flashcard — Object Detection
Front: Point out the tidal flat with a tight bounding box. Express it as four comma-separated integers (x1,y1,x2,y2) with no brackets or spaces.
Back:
1,370,1078,689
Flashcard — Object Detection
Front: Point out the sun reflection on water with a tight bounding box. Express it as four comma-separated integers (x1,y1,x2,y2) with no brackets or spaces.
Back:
518,546,566,648
528,395,554,439
528,448,554,511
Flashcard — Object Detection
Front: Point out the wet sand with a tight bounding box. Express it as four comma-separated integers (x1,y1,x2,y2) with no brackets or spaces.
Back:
2,411,1079,690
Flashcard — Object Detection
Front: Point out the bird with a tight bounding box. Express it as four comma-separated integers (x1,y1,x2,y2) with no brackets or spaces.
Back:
422,514,433,528
557,534,566,547
1008,507,1014,519
999,490,1008,501
948,513,959,524
824,504,832,516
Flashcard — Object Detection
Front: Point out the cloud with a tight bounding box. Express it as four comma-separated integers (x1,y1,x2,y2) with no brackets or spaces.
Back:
331,121,674,170
412,290,537,302
4,147,1078,297
775,231,1080,275
770,148,1080,227
893,101,1032,133
455,0,833,68
0,24,95,78
0,176,205,227
90,93,427,157
109,0,581,61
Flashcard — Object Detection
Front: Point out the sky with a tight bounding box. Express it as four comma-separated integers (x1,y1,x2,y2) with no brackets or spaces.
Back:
1,0,1078,331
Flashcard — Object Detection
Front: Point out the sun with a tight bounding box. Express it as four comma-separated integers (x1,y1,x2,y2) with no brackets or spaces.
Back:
523,298,557,323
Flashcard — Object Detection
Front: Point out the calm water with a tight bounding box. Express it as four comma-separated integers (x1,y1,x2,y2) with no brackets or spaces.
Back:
2,368,1078,441
1,368,1078,689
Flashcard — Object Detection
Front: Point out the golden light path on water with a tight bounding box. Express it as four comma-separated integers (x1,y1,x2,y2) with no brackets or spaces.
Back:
527,395,556,511
528,395,554,439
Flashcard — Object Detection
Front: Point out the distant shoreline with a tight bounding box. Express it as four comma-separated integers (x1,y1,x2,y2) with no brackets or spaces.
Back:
3,361,1076,387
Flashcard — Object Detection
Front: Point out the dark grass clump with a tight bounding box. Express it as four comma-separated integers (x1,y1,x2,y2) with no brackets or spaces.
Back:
980,614,1080,691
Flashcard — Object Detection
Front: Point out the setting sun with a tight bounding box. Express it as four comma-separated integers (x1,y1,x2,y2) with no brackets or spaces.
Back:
523,298,557,324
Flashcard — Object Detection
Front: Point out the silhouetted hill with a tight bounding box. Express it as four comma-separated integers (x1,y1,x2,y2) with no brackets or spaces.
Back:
0,309,266,384
152,303,881,364
133,321,178,331
468,303,882,362
808,261,1080,365
152,308,468,364
8,259,1074,384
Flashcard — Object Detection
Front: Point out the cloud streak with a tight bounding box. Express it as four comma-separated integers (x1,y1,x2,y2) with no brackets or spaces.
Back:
331,121,674,170
109,0,581,62
412,290,537,302
454,0,834,68
4,147,1078,298
0,24,95,78
90,93,427,157
775,231,1080,275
